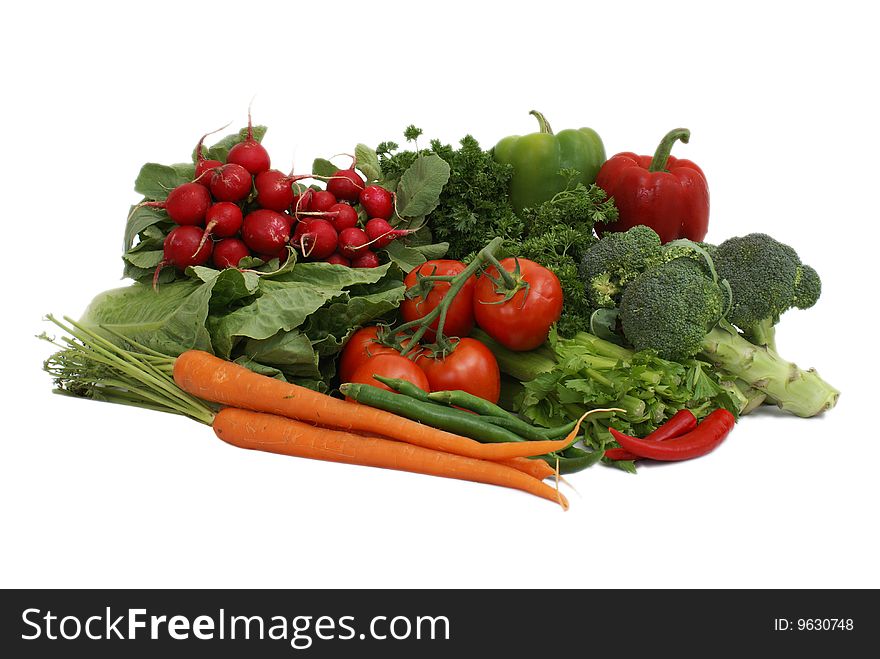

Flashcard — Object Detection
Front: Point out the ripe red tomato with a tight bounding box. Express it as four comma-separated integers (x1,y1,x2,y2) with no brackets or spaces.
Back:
473,258,563,351
349,353,429,393
418,338,501,403
401,260,475,340
339,327,394,383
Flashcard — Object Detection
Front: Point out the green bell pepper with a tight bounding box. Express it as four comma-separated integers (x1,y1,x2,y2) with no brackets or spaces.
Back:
493,110,606,212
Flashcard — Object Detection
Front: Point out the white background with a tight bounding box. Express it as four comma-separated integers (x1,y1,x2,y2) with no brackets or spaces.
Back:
2,0,877,589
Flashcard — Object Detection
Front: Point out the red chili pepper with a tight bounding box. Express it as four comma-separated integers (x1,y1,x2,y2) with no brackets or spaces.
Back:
605,409,698,461
595,128,709,244
609,408,735,461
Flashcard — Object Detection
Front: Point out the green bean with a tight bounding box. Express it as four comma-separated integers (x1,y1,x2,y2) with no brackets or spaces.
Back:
380,380,575,441
480,415,576,442
427,389,521,420
541,446,605,474
373,376,433,402
373,377,522,431
340,383,531,445
486,417,578,441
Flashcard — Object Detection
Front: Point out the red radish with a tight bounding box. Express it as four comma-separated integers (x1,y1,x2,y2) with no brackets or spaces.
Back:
359,185,393,219
365,217,411,248
325,253,351,266
153,225,213,287
195,201,244,253
210,163,253,202
351,251,380,268
328,203,359,231
255,169,295,211
255,170,314,212
327,166,365,202
140,182,211,226
204,202,244,238
213,238,251,269
338,227,369,258
226,108,270,175
193,127,226,187
292,217,311,244
292,189,314,219
241,209,292,254
195,158,223,187
310,189,337,212
296,218,338,259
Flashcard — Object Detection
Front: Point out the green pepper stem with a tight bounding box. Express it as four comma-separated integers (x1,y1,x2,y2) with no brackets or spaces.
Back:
529,110,553,135
648,128,691,173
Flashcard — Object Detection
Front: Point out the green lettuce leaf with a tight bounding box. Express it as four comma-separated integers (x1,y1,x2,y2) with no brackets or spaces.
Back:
312,158,337,177
134,163,192,200
80,280,215,356
304,277,405,348
239,330,321,380
211,281,338,357
355,144,382,183
395,153,450,218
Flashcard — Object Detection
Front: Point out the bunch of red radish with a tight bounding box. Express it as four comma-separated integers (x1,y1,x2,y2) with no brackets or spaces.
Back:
146,115,409,286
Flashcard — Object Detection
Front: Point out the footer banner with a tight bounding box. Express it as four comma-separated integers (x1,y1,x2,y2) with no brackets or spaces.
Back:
1,589,874,656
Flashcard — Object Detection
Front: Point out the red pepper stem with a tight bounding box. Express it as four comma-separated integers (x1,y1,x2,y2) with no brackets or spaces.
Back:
648,128,691,173
529,110,554,135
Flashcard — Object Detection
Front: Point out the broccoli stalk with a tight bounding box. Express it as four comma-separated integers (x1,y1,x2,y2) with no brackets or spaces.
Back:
727,377,769,415
618,254,839,417
742,317,777,352
701,321,838,417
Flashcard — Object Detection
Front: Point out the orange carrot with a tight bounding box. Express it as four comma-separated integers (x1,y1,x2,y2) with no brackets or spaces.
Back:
500,457,556,481
174,350,576,461
213,407,568,508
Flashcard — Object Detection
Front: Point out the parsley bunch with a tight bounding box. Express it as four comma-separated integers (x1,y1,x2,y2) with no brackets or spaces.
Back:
378,128,521,258
377,129,618,337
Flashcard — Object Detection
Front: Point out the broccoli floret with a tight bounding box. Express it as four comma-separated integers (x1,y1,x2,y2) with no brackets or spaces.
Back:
616,252,838,417
579,225,663,309
619,257,725,362
793,264,821,308
660,239,718,264
713,233,822,350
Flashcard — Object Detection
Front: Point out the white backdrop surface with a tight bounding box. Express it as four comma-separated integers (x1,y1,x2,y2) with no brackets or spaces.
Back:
1,0,877,589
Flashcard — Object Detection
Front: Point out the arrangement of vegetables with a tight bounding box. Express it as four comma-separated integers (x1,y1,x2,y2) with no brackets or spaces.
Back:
42,108,839,509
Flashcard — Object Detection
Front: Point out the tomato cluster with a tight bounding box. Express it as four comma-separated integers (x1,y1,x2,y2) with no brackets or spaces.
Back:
341,327,500,404
339,256,564,403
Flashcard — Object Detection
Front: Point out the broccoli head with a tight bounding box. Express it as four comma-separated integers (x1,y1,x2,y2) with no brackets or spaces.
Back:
713,233,821,349
579,225,663,310
618,257,724,361
660,239,718,264
615,246,837,417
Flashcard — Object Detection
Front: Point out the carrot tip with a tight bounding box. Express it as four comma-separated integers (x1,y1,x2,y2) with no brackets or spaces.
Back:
553,460,571,509
557,492,569,511
554,460,564,510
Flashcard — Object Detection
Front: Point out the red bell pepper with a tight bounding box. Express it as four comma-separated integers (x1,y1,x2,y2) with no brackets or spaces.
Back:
596,128,709,243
